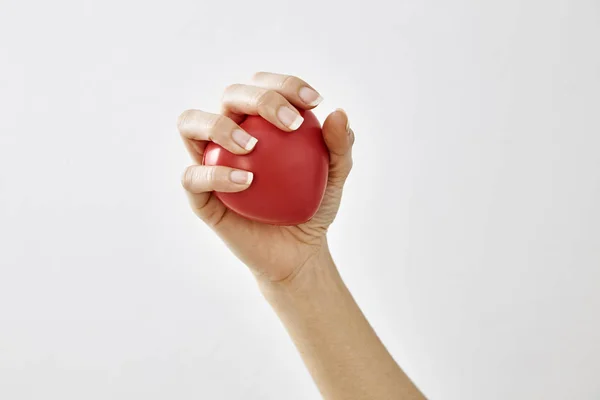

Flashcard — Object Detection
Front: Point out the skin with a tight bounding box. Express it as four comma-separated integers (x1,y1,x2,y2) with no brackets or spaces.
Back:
178,72,426,400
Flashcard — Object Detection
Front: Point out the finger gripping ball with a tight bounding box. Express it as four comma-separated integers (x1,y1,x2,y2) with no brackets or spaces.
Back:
203,110,329,225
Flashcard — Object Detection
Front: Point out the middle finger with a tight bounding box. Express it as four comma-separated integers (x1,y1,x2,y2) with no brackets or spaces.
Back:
221,84,304,132
177,109,259,157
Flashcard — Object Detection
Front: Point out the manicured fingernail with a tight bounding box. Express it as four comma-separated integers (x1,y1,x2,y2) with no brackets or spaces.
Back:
232,129,258,151
277,106,304,130
298,87,323,106
230,170,253,185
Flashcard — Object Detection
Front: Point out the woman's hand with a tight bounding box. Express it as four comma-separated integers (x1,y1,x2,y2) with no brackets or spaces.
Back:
177,73,425,399
177,72,354,282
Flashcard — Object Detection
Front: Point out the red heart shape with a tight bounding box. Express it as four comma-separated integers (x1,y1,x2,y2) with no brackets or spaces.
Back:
203,110,329,225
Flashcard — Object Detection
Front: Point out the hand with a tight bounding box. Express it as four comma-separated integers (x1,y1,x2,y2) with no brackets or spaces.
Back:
177,72,355,282
177,74,424,399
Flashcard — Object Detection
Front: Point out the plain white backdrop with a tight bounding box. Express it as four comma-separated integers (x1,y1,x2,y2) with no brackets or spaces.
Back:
1,0,599,399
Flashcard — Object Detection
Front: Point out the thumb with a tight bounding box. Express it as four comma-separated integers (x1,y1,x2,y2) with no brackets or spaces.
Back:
322,109,354,188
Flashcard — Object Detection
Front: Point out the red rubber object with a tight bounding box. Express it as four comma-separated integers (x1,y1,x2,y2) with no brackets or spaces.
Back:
203,110,329,225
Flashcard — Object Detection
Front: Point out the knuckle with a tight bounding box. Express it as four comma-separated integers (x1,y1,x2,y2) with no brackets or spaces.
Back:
344,156,354,173
255,89,280,109
329,159,353,187
330,174,348,190
251,71,267,81
223,83,242,97
203,166,217,182
223,83,236,92
280,74,300,89
206,114,227,140
181,166,222,192
177,109,193,132
181,166,197,190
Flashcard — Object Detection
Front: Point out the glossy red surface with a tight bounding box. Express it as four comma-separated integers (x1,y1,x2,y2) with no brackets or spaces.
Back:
203,110,329,225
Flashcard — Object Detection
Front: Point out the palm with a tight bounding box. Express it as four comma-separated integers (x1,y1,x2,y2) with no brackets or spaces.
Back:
208,178,344,281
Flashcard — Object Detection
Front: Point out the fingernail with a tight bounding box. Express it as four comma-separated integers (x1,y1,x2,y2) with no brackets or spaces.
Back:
230,170,253,185
232,129,258,151
277,106,304,130
298,87,323,106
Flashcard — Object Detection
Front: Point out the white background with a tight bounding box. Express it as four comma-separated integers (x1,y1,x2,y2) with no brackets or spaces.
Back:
1,0,599,399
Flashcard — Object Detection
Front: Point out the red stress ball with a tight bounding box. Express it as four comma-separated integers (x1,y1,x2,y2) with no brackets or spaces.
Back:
203,110,329,225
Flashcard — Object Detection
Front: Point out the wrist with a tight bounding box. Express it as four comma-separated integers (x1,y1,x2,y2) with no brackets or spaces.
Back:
256,244,346,309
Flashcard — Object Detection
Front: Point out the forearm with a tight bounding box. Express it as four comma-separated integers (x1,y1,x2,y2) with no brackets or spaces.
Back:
257,244,425,400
